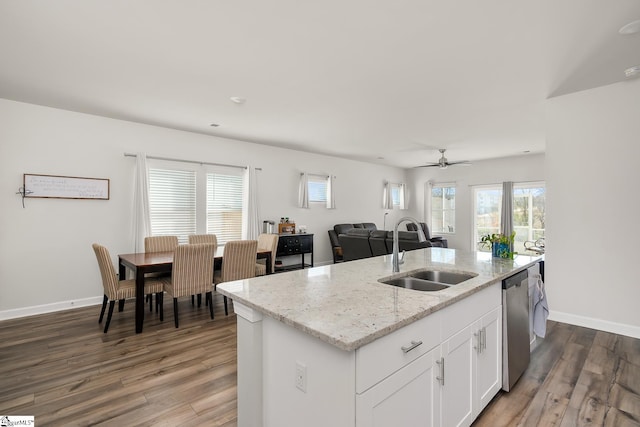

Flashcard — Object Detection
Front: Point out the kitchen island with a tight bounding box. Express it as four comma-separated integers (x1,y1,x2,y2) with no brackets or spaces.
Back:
217,247,543,427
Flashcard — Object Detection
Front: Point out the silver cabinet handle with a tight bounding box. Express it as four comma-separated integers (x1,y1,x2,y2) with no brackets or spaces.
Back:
474,331,481,354
482,327,487,352
401,340,423,353
436,357,445,385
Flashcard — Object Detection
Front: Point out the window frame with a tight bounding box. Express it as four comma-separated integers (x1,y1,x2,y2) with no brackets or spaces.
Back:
146,159,245,245
471,181,545,253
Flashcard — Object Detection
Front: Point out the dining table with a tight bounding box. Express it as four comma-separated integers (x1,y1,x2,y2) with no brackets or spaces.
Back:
118,246,273,333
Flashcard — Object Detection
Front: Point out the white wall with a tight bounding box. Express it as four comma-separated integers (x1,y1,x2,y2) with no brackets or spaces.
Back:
405,154,545,250
0,98,406,317
545,79,640,337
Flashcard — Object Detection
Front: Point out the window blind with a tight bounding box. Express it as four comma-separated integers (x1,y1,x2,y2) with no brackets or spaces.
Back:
207,173,243,245
148,168,197,244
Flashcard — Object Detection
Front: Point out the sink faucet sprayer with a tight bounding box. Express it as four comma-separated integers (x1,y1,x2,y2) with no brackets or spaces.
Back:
392,217,427,273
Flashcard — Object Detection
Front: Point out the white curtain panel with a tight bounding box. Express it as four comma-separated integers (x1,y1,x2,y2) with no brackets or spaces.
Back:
500,181,514,250
298,172,309,208
425,181,433,226
326,175,336,209
132,152,151,253
383,181,393,209
243,166,260,240
399,183,407,210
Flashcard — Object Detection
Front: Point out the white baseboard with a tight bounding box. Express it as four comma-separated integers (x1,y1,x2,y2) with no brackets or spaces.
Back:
0,296,103,321
549,310,640,340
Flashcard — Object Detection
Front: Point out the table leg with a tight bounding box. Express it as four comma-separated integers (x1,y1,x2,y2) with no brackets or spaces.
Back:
135,268,145,333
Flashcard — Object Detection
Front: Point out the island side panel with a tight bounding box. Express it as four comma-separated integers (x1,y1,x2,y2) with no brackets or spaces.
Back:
234,302,265,427
262,316,356,427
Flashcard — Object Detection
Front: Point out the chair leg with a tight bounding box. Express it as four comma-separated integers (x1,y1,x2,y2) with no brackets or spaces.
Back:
197,293,202,307
99,295,108,323
224,296,228,316
118,299,125,312
173,298,179,328
157,292,164,321
149,293,153,312
191,295,195,306
104,300,116,333
207,292,214,320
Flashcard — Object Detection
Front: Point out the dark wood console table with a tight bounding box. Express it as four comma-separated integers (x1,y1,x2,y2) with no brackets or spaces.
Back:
275,233,314,272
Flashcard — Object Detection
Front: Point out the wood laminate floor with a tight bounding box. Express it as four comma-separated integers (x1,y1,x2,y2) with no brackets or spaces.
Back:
1,297,639,426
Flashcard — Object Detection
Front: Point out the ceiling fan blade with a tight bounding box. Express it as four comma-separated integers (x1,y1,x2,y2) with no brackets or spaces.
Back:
447,161,471,166
414,163,441,168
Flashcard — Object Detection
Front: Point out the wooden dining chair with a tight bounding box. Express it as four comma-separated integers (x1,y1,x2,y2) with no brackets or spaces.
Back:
144,235,179,253
144,235,179,311
188,234,218,247
92,243,164,333
214,240,258,315
188,234,217,306
255,233,278,276
163,243,216,328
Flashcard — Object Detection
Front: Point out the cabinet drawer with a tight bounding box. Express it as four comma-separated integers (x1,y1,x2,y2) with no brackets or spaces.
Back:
440,282,501,340
356,311,441,393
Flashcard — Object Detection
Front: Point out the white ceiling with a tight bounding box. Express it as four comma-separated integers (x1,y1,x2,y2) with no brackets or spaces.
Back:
1,1,639,168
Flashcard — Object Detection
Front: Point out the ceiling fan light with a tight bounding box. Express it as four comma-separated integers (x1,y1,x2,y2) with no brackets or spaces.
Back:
624,66,640,78
619,20,640,35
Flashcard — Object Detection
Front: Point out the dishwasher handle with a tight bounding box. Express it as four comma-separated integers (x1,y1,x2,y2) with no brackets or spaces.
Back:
502,269,528,289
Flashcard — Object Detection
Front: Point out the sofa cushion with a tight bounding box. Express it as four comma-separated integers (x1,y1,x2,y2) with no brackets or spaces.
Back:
334,224,355,235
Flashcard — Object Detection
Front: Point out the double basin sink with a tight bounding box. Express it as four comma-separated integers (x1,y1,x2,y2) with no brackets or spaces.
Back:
379,269,477,292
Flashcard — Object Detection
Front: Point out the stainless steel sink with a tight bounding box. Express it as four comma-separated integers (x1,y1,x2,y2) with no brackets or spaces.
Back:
407,270,476,285
381,277,450,292
379,269,477,292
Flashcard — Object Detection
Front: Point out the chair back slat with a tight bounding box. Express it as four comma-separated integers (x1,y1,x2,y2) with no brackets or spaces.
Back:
92,243,119,299
221,240,258,282
171,243,216,297
145,236,179,253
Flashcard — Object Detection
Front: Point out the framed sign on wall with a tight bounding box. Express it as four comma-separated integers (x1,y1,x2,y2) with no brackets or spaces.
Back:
23,174,110,200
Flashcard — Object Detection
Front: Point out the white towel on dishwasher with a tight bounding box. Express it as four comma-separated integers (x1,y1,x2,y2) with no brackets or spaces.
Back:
532,274,549,338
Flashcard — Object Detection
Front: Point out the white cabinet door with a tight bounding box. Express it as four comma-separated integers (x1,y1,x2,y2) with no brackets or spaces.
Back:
475,306,502,415
440,324,475,427
356,347,440,427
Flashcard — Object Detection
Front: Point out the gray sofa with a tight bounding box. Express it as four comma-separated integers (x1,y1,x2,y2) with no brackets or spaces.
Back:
329,223,433,263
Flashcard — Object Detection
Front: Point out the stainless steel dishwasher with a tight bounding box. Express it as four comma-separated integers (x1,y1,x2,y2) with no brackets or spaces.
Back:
502,269,530,391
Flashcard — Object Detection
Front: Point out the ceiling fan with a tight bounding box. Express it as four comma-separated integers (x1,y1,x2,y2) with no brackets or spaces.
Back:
416,149,471,169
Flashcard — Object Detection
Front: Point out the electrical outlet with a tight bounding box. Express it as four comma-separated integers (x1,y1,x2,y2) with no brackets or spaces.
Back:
295,361,307,392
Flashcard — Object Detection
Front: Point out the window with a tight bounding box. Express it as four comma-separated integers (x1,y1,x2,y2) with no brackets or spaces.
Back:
308,175,328,203
431,184,455,233
472,182,545,253
384,182,406,209
148,168,196,244
206,173,243,245
513,184,546,251
391,184,401,207
148,162,245,245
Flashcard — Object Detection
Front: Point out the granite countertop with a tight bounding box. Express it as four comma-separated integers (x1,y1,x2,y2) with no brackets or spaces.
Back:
217,248,543,352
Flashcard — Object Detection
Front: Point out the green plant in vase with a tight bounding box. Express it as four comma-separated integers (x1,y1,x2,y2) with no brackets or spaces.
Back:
480,232,516,259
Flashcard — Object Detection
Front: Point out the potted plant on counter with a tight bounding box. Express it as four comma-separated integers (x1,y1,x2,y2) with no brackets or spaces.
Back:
480,232,516,259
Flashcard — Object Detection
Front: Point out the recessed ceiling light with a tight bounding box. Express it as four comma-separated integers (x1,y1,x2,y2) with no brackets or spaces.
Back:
624,65,640,78
619,20,640,35
210,123,220,127
230,97,246,104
